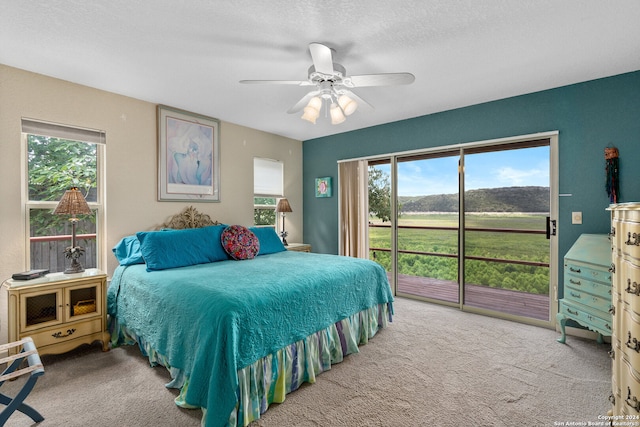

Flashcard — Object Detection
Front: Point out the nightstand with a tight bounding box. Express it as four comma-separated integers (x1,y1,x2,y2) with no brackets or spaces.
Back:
286,243,311,252
2,268,110,356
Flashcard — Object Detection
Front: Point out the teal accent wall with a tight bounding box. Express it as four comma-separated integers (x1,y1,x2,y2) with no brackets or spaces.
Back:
303,71,640,275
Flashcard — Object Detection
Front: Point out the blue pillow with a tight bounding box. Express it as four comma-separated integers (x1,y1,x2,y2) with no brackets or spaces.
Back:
249,227,286,255
136,225,229,271
112,235,145,266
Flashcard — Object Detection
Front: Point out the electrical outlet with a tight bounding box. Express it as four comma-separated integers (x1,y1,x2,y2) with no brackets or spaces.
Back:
572,211,582,224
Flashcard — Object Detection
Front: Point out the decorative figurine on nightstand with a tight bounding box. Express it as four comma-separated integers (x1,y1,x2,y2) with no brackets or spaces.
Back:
54,187,92,273
276,197,292,246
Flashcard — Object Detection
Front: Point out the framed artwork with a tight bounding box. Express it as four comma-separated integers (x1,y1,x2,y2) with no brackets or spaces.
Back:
315,177,332,198
157,105,220,202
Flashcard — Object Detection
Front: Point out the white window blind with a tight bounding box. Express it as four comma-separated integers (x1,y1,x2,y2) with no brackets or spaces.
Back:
21,118,106,144
254,158,283,196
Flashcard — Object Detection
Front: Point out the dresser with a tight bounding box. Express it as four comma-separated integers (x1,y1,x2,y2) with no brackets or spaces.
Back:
557,233,612,344
609,203,640,416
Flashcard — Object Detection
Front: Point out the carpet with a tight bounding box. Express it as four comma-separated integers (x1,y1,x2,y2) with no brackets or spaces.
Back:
2,297,611,426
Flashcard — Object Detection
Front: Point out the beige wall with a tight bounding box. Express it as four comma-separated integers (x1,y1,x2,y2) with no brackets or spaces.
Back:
0,64,302,342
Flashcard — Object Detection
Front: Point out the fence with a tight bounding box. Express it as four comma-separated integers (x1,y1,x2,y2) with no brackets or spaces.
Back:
30,234,97,273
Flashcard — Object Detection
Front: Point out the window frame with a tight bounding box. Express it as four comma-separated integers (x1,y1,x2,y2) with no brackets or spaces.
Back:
253,157,284,227
22,123,106,272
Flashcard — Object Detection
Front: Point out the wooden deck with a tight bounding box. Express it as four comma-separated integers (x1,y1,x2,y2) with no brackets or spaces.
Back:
395,273,550,321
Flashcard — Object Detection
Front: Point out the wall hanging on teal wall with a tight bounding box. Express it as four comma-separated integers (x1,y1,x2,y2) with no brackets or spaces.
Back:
605,146,619,203
315,177,332,198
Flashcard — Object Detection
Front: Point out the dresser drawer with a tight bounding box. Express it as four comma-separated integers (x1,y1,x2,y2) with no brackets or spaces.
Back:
564,277,612,312
564,286,611,314
619,259,640,312
618,219,640,262
25,317,103,349
565,261,612,285
564,272,612,300
620,356,640,414
620,306,640,373
558,299,612,336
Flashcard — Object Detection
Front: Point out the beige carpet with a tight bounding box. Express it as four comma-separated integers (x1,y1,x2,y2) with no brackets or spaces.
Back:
2,297,611,426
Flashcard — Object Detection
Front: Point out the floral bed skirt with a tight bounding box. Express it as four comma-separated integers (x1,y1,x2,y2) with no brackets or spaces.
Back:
110,302,392,426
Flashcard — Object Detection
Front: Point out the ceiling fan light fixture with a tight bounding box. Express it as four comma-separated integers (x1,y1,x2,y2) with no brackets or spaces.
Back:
301,106,319,124
301,96,322,123
330,103,346,125
338,94,357,116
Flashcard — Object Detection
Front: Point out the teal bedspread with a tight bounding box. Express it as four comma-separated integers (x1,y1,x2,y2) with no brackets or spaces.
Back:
107,251,394,427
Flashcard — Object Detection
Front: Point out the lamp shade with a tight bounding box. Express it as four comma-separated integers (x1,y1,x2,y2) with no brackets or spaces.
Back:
301,97,322,124
53,187,92,218
338,94,358,116
330,103,346,125
276,198,292,213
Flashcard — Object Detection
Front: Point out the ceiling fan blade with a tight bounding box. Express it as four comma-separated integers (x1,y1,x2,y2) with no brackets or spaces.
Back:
347,73,415,87
287,90,322,114
342,90,374,111
309,43,334,75
239,79,313,86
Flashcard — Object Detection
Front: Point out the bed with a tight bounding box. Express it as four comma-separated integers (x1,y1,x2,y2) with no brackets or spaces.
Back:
107,207,394,427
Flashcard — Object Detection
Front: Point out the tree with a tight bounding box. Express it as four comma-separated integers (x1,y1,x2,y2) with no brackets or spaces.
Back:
369,166,392,222
253,197,276,226
27,135,97,235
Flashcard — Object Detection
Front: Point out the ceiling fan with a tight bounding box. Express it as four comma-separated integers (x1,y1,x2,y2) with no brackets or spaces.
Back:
239,43,415,124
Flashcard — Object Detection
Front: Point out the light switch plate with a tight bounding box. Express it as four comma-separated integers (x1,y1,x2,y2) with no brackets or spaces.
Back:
572,211,582,224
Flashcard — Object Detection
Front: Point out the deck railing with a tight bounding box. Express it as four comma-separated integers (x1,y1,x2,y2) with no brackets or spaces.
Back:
368,223,549,267
369,223,550,319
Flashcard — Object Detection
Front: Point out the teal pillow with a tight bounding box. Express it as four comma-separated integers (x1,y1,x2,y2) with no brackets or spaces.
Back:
137,225,229,271
112,235,144,266
249,227,286,255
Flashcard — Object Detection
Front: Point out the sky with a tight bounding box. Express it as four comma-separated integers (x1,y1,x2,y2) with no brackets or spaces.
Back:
377,146,549,197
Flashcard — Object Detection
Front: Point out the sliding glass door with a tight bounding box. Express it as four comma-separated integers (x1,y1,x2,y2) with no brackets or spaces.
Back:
462,142,551,320
365,135,557,325
395,153,460,304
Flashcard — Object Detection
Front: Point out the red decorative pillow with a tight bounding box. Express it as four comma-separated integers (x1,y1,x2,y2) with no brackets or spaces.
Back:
221,225,260,260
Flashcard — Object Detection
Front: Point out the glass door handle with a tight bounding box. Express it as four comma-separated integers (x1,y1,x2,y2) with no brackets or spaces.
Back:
546,217,556,239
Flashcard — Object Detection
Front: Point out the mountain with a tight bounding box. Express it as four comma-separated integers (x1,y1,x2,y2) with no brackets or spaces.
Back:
399,186,550,213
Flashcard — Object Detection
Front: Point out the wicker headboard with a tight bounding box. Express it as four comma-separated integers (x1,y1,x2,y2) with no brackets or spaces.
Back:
155,206,220,230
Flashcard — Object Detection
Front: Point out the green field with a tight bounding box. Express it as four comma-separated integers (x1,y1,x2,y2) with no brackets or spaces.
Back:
369,213,550,295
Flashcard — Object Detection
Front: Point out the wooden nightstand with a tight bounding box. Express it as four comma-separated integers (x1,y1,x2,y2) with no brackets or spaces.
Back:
286,243,311,252
2,268,110,356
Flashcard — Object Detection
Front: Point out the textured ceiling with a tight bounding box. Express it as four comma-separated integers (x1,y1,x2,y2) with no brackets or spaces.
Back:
2,1,639,141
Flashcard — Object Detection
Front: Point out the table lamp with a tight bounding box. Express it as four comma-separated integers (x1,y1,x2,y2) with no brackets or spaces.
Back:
276,198,292,246
53,187,92,273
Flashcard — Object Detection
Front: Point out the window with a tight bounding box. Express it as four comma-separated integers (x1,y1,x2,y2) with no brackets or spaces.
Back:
23,119,105,273
253,158,283,226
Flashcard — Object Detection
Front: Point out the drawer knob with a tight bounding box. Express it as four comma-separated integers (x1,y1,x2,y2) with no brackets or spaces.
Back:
626,331,640,353
51,328,76,339
626,279,640,296
570,291,581,299
609,349,615,359
626,232,640,247
609,305,616,315
569,279,581,286
567,308,579,316
610,227,616,238
569,267,581,273
609,263,616,273
626,387,640,413
610,393,616,406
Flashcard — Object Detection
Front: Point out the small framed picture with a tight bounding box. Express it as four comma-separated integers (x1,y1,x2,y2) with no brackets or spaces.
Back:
315,177,332,198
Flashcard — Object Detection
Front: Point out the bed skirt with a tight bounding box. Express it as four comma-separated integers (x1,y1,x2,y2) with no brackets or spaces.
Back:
109,302,392,426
